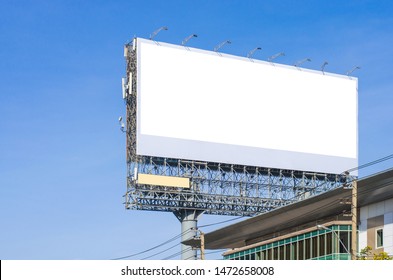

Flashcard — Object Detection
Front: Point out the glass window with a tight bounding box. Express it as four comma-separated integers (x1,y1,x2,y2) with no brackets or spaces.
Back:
285,244,291,260
266,248,272,260
319,234,325,256
326,232,332,255
298,240,304,260
273,247,278,260
312,236,318,259
376,228,383,248
226,226,354,261
278,245,284,260
292,242,298,260
305,238,311,259
339,231,349,254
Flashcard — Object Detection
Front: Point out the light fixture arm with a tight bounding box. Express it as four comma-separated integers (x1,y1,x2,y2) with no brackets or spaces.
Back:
150,26,168,40
321,61,328,73
268,52,285,62
182,34,198,46
346,66,361,76
214,40,231,52
247,47,262,58
294,58,311,67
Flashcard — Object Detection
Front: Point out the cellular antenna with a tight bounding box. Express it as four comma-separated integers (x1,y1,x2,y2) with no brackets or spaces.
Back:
247,47,262,58
268,52,285,62
346,66,361,76
214,40,231,52
149,26,168,40
294,58,311,67
118,116,125,133
182,34,198,46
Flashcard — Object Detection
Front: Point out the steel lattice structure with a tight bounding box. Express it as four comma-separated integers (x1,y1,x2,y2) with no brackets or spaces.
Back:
123,40,348,217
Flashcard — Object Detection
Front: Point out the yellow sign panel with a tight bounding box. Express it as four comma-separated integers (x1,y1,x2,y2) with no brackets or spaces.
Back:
137,173,190,188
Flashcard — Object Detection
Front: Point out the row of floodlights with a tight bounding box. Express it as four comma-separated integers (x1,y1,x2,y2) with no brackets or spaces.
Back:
148,26,361,76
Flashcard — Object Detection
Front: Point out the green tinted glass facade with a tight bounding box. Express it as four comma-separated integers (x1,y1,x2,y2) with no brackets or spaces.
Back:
224,225,351,260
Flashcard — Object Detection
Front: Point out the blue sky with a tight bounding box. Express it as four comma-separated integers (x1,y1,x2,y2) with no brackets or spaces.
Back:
1,0,393,260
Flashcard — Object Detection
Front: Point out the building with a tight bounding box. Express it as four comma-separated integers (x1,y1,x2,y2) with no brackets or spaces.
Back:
185,168,393,260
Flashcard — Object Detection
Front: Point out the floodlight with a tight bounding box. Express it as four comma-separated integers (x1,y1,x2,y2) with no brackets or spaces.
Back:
182,34,198,46
268,52,285,62
247,47,262,58
294,58,311,67
317,225,328,230
321,61,328,73
214,40,231,52
346,66,361,76
150,26,168,40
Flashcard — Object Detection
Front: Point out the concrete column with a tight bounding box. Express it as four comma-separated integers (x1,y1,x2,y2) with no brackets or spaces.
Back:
175,210,203,260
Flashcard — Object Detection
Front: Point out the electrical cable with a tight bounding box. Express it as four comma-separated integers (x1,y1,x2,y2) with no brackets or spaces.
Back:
162,247,192,260
199,216,246,228
205,249,226,255
111,228,192,260
187,249,227,260
141,242,180,260
184,253,199,260
345,153,393,173
342,178,393,202
203,249,227,256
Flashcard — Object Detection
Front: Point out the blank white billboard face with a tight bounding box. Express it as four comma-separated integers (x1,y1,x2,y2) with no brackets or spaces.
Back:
136,38,358,175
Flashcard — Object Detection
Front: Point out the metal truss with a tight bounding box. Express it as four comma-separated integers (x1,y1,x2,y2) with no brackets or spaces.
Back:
125,157,347,216
123,39,349,217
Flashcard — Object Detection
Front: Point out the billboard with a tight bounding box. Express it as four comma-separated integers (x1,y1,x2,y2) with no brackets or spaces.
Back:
135,38,358,175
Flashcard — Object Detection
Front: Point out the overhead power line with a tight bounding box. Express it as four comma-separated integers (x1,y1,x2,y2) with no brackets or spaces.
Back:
142,243,180,260
111,228,191,260
162,247,192,260
199,216,245,228
345,153,393,173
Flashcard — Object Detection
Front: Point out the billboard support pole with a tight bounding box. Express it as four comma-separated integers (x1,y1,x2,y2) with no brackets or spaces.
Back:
174,210,204,260
351,180,358,260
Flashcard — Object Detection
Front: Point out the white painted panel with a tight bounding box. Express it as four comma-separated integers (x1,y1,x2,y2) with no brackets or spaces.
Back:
358,220,368,251
368,204,376,218
383,217,393,254
360,206,369,220
384,198,393,213
136,38,358,174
